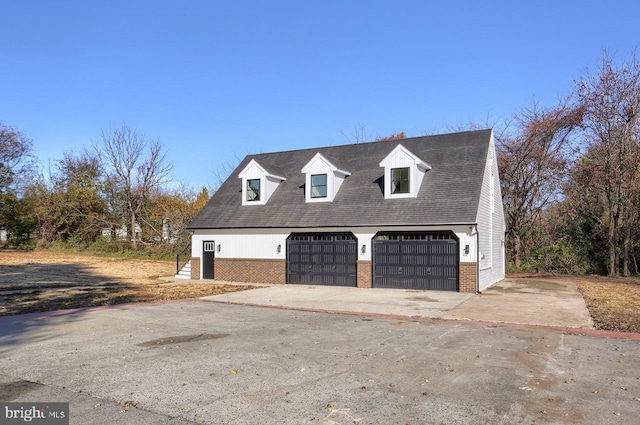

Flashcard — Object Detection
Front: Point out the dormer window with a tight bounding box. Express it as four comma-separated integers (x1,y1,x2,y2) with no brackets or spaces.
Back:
301,153,350,203
379,144,431,199
247,179,261,201
311,174,327,198
391,168,409,194
238,159,286,206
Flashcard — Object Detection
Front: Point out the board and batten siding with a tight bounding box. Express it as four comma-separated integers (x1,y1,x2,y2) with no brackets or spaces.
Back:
476,135,506,291
301,156,348,202
192,226,477,264
379,147,428,199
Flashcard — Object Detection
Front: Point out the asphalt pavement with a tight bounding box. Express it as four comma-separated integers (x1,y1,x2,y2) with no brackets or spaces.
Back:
1,279,639,424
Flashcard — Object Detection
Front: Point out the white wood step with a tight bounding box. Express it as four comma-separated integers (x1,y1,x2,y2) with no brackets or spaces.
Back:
174,260,192,279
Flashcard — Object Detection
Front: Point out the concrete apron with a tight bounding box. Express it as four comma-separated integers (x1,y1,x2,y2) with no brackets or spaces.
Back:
444,278,595,329
202,278,594,329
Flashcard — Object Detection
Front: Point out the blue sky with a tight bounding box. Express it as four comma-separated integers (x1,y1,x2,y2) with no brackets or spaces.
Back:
2,0,639,190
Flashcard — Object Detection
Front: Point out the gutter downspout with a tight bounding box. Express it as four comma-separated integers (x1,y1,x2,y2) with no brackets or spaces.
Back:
475,226,481,294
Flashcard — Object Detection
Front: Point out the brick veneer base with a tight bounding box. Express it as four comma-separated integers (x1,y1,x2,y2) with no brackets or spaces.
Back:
357,261,372,288
190,257,200,280
193,256,478,292
216,258,286,285
459,262,477,293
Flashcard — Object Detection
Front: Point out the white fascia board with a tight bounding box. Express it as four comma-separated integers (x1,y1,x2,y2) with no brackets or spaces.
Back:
302,152,350,176
239,159,286,181
379,144,423,166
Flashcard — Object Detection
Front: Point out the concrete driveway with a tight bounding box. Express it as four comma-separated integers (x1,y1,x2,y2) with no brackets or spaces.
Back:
202,277,594,329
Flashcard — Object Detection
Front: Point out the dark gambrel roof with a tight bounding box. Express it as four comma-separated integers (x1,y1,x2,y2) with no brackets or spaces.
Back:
188,129,492,229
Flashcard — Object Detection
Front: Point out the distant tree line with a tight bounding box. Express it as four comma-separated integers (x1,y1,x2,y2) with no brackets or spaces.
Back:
2,49,640,275
0,123,208,255
495,49,640,276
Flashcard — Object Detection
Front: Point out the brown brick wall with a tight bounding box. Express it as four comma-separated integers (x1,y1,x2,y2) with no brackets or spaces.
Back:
199,257,477,292
190,257,200,280
215,258,286,284
357,261,372,288
459,262,477,293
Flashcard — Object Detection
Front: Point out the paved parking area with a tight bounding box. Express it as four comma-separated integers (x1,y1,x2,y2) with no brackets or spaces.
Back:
203,284,474,319
203,278,594,329
1,299,639,424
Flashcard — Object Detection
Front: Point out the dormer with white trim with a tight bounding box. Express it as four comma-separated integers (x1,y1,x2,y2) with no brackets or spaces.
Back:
301,153,351,203
238,159,286,206
379,144,431,199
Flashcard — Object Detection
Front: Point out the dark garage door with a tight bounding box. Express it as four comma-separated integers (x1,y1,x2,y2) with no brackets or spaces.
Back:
373,232,458,291
287,233,357,286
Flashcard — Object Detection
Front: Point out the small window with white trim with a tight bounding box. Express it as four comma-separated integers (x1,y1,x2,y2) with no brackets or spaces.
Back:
247,179,260,201
311,174,327,198
301,153,350,203
391,167,410,194
379,144,431,199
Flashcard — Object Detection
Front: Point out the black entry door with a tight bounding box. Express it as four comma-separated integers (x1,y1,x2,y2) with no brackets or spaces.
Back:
373,232,458,290
202,241,215,279
287,233,357,287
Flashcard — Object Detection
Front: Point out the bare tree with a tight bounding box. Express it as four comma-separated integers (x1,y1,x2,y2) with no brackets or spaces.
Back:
97,125,173,249
341,123,373,144
211,151,243,190
496,100,583,269
574,49,640,275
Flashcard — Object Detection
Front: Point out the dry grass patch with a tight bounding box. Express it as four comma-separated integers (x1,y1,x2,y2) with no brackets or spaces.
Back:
571,275,640,333
0,283,254,316
0,250,256,316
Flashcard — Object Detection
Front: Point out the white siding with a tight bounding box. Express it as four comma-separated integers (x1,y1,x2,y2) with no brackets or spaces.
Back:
379,145,429,199
192,231,286,260
476,133,506,291
265,176,283,201
238,160,285,206
192,225,475,263
331,171,348,199
301,154,350,203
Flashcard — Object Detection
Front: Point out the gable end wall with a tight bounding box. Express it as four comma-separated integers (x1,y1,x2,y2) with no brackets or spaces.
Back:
477,136,506,291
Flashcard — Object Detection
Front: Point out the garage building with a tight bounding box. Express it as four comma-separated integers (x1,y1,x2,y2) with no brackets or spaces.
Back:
185,129,505,293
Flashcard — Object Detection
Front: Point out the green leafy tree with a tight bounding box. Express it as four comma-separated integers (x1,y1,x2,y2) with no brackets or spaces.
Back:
0,122,37,246
54,150,108,243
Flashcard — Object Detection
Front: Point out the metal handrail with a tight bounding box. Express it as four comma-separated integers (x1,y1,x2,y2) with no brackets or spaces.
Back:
176,242,192,275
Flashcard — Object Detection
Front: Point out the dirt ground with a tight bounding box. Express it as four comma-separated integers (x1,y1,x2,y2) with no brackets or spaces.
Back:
510,272,640,333
0,250,255,316
2,251,640,333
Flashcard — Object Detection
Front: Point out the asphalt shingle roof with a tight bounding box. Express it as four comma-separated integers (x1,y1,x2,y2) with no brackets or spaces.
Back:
188,129,491,229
